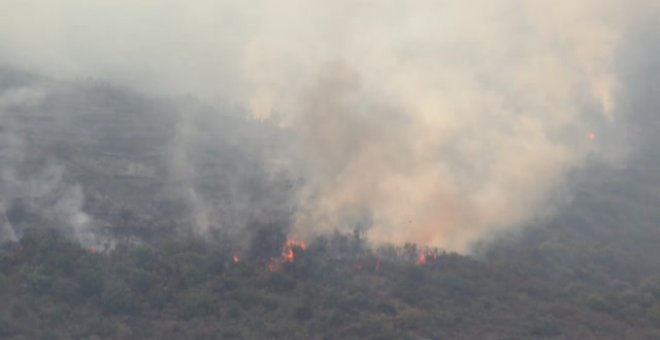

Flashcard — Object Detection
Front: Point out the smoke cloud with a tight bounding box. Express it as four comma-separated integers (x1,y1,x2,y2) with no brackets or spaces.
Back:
244,1,646,251
1,0,658,252
0,83,104,247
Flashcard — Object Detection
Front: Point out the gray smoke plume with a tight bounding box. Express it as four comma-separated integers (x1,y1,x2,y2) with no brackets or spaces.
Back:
0,83,104,247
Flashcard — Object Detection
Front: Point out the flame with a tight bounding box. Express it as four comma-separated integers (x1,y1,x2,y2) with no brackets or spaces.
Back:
267,239,308,271
284,248,295,263
282,239,307,263
232,255,240,263
418,253,427,266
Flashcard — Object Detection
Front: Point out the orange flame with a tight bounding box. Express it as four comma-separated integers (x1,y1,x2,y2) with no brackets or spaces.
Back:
232,255,240,263
282,239,307,263
418,253,427,266
285,248,295,263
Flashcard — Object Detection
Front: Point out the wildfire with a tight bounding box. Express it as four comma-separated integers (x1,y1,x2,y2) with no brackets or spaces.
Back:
283,239,307,263
268,239,308,271
418,253,427,266
233,238,444,272
417,250,439,266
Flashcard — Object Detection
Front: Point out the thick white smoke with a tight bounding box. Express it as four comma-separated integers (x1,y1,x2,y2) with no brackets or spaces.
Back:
244,1,641,251
1,0,658,252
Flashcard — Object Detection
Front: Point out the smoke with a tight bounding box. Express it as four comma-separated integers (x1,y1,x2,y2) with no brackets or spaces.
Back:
0,83,104,247
161,101,295,243
245,1,643,251
1,0,658,252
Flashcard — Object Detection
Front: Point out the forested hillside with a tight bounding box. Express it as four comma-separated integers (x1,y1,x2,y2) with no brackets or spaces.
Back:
3,219,660,340
1,66,660,339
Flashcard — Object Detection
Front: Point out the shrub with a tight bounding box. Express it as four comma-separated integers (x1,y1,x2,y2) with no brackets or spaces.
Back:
529,321,561,337
293,305,313,321
264,271,296,293
127,268,155,293
0,272,7,289
0,312,17,337
178,291,217,319
21,264,52,294
78,268,104,297
101,282,136,315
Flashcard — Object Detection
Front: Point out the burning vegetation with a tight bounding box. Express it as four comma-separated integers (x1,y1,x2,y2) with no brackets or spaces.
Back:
237,236,444,275
282,240,307,263
265,239,308,272
7,217,660,339
0,0,659,334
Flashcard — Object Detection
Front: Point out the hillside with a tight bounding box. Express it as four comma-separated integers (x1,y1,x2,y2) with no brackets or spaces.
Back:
1,67,660,339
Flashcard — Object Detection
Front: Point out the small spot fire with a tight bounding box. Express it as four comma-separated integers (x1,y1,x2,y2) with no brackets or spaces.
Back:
283,239,307,263
417,250,440,266
418,253,427,266
233,238,442,272
268,239,308,272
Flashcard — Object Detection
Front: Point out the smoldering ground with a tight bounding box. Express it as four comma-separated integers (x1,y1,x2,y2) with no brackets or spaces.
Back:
0,1,659,253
